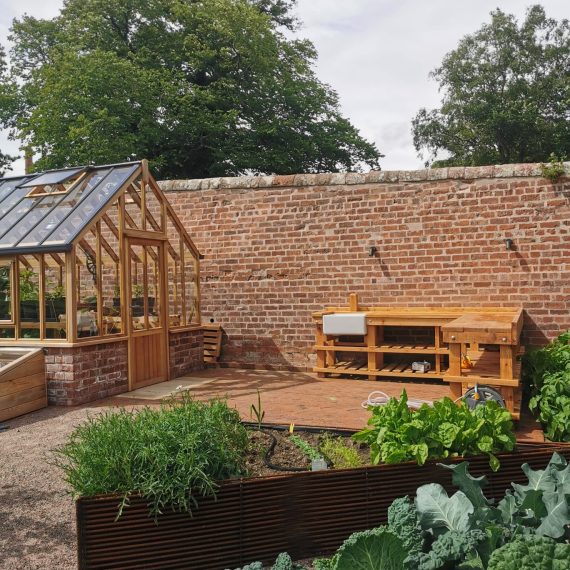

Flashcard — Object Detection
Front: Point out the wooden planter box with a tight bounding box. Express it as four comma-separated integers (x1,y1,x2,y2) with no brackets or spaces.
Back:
76,442,569,570
0,347,46,422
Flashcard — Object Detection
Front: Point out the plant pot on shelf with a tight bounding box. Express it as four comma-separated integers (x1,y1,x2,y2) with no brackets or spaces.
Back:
20,300,40,322
0,299,11,320
131,297,155,317
45,298,66,322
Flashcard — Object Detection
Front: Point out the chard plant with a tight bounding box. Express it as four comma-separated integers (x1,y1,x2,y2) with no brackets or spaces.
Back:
353,390,516,471
526,330,570,441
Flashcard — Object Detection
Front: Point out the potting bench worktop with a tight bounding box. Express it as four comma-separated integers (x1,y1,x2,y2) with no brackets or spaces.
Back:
312,294,523,418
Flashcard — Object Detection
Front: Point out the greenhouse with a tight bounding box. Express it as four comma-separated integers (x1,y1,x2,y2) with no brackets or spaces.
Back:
0,160,202,396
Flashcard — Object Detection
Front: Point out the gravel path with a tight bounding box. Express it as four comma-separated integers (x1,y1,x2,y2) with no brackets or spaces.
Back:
0,405,110,570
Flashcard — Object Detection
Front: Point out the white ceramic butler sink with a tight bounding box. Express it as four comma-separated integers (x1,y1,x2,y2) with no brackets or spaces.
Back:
322,313,367,336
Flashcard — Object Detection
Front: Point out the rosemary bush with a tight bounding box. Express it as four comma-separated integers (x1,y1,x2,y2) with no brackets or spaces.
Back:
54,395,248,515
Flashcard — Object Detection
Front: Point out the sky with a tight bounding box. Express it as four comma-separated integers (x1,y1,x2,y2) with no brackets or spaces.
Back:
0,0,568,175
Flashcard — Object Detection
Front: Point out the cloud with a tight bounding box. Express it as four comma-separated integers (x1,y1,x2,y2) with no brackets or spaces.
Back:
1,0,568,174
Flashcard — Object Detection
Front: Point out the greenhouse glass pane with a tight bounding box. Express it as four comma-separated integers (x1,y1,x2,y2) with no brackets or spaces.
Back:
0,193,65,248
18,170,110,247
19,168,85,188
45,164,138,245
0,184,32,217
0,179,21,203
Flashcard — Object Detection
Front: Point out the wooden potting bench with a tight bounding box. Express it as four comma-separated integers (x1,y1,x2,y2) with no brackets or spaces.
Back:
312,294,523,418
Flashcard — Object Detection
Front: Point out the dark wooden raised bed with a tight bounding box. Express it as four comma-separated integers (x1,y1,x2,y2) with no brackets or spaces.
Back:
77,442,570,570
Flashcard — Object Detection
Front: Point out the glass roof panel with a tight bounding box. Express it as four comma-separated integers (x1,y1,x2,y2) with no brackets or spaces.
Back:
0,193,65,249
44,164,138,245
17,169,110,247
19,167,85,188
0,162,140,253
0,183,33,217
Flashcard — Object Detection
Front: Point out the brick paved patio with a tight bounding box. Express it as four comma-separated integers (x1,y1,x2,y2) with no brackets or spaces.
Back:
110,368,544,442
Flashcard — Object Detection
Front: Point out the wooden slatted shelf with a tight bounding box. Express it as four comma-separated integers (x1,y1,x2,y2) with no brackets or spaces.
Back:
443,350,521,387
314,344,449,354
202,324,222,364
313,359,448,379
312,293,523,419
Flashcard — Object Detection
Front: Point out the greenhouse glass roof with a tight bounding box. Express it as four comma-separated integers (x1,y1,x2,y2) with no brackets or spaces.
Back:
0,162,140,255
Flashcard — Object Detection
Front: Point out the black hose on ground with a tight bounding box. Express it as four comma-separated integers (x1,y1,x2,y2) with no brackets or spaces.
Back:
246,426,311,472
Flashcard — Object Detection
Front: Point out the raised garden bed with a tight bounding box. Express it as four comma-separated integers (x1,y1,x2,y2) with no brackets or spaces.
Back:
76,425,570,570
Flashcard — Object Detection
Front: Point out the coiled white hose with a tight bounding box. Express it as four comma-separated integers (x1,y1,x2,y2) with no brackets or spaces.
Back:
361,390,434,410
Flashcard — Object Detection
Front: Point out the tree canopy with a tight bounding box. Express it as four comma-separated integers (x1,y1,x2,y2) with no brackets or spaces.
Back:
1,0,381,178
412,5,570,167
0,46,17,175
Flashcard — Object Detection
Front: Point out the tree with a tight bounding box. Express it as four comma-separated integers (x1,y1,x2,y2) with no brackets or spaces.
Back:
4,0,380,178
412,5,570,167
0,46,17,175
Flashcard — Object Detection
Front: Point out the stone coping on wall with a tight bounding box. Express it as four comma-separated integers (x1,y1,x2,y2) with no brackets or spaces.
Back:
159,162,570,192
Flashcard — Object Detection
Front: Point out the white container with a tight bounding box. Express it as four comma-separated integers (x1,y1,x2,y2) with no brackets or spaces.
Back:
412,361,431,373
311,458,328,471
322,313,367,336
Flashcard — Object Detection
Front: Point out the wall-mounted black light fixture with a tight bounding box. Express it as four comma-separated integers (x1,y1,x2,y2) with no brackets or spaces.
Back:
368,246,378,257
504,238,514,250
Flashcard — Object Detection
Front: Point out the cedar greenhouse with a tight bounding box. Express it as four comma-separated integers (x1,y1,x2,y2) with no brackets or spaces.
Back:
0,160,204,418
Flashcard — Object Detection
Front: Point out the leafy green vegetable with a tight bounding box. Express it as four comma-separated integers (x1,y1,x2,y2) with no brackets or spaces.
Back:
387,497,423,558
487,536,570,570
353,390,516,470
232,553,307,570
415,484,473,533
334,527,407,570
526,330,570,441
407,530,486,570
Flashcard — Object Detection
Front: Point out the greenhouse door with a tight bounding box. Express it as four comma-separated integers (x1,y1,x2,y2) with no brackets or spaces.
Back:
126,238,168,389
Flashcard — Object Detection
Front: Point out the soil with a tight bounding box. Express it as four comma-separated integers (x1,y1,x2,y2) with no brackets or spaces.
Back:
242,427,371,477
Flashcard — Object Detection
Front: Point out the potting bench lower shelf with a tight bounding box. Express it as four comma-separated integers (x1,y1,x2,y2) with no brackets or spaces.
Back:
312,294,523,418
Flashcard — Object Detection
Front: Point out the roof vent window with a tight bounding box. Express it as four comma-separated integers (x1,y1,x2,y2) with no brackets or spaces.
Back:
22,168,87,198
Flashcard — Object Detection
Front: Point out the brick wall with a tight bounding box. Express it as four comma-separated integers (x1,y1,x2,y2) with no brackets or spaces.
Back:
169,328,204,379
45,340,128,405
161,163,570,371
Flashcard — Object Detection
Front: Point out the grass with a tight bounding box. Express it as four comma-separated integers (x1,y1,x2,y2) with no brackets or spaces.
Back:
54,394,249,516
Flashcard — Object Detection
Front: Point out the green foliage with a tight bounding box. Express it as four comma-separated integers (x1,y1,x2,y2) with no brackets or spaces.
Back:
289,434,322,462
412,6,570,167
375,453,570,569
407,530,486,570
19,268,39,301
312,558,336,570
232,552,307,570
334,527,408,570
540,154,567,182
4,0,380,178
353,390,516,470
527,331,570,441
387,496,423,558
487,536,570,570
249,388,265,430
319,433,362,469
243,454,570,570
0,45,17,175
54,395,249,516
